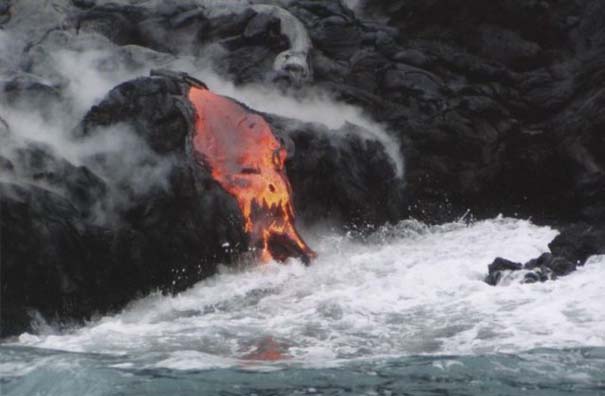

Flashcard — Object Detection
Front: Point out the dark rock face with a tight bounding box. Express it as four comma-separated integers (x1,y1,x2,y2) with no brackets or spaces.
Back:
359,0,605,284
0,71,402,337
549,224,605,264
2,0,605,334
78,72,402,230
351,0,605,225
265,116,403,227
2,183,85,336
4,0,604,226
1,85,249,336
8,142,107,217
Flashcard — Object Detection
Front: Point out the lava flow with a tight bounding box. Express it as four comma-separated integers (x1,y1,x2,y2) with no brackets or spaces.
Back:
188,86,315,263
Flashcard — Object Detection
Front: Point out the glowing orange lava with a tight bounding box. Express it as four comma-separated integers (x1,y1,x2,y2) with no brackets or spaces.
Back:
188,86,315,263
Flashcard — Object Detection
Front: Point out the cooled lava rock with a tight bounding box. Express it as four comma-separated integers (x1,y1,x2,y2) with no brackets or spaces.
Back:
0,71,402,337
549,223,605,264
485,223,605,286
5,0,605,225
365,0,605,225
77,71,403,232
3,0,605,335
1,183,88,337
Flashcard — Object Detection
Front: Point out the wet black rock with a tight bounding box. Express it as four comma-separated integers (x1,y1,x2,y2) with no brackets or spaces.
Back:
485,257,523,286
3,0,605,334
525,253,576,276
486,223,605,286
1,183,88,337
0,73,245,336
549,224,605,265
488,257,523,273
348,0,605,225
265,116,404,227
0,71,402,337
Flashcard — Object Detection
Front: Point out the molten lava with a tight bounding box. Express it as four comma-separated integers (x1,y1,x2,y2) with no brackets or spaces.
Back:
188,86,315,263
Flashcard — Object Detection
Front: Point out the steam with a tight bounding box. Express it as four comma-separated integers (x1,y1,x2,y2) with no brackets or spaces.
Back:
0,0,404,224
198,77,405,177
0,30,10,64
0,30,177,222
342,0,364,14
252,4,313,84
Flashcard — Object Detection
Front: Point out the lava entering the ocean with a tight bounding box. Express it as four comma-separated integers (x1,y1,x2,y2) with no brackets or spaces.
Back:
188,86,315,263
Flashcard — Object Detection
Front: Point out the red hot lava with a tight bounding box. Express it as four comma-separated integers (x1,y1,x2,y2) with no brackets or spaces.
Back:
188,86,315,263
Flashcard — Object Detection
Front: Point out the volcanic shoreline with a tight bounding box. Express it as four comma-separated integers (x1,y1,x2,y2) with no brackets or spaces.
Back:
1,0,605,336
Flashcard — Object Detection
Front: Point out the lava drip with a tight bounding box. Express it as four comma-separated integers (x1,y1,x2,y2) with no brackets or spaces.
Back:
188,86,315,263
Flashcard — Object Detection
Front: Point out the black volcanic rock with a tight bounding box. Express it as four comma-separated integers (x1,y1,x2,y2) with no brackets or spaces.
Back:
0,71,403,337
525,253,576,277
0,178,242,336
74,73,254,281
485,223,605,286
78,73,192,154
349,0,605,224
488,257,523,273
2,0,605,333
1,183,87,336
9,0,602,225
265,116,404,227
0,73,245,336
0,124,248,337
485,257,523,286
8,142,107,217
549,224,605,265
79,72,403,228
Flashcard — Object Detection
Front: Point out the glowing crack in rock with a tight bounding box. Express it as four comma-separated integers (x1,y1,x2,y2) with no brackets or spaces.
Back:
188,86,315,263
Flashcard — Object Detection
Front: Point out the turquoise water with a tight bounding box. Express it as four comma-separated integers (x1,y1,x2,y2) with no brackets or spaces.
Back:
2,346,605,395
2,219,604,395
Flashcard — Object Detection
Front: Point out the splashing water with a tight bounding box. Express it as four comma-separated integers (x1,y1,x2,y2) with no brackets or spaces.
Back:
5,217,604,372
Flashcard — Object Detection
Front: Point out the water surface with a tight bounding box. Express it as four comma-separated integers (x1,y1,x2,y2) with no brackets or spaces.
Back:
2,218,604,395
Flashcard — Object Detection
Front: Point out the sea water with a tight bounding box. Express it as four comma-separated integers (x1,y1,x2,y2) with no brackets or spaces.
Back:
2,218,604,395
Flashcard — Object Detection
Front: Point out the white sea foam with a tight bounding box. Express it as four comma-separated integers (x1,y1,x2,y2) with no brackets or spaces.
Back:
13,217,605,369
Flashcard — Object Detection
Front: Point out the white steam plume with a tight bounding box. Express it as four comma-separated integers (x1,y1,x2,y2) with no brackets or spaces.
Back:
0,0,404,208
